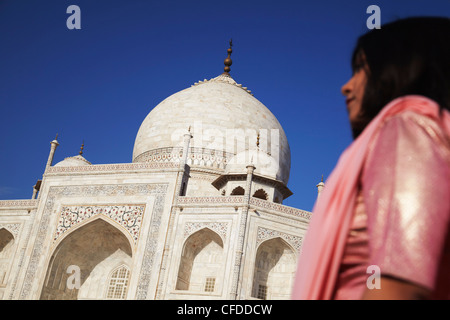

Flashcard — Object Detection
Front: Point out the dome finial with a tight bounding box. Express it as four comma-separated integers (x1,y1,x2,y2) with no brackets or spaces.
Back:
223,39,233,75
79,140,84,155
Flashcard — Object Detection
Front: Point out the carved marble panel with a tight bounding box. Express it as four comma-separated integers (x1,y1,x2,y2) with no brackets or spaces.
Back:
183,222,229,242
256,226,302,252
53,205,145,245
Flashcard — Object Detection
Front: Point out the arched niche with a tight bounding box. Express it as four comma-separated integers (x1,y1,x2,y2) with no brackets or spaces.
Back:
176,228,224,293
252,189,268,200
0,228,15,286
231,186,245,196
40,218,132,300
251,237,296,300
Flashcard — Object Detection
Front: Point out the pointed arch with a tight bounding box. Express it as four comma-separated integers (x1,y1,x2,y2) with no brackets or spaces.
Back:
0,227,14,253
0,228,15,286
231,186,245,196
252,188,268,200
53,214,136,253
251,237,296,300
40,219,132,300
176,228,224,293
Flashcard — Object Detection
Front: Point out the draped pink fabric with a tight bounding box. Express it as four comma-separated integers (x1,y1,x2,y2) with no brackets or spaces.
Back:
291,95,450,300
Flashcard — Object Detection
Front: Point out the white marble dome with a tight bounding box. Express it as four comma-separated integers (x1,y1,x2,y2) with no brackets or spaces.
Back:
54,155,91,167
132,73,291,184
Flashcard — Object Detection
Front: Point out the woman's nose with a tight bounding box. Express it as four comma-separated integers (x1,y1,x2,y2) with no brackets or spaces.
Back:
341,78,352,96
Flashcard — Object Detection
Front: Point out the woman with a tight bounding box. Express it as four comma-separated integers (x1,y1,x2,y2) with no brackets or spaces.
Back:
292,17,450,300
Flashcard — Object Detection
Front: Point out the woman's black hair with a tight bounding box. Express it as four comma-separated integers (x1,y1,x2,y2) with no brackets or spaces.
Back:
350,16,450,138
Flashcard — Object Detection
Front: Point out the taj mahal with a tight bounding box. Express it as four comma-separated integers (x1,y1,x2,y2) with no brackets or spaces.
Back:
0,43,321,300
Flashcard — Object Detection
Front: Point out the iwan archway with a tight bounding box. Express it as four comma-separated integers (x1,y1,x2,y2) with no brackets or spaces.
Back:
40,218,133,300
0,228,15,289
251,237,296,300
175,228,224,293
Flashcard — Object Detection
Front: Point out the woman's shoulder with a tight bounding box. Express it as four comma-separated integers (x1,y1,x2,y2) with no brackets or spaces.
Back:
380,105,450,155
364,101,450,180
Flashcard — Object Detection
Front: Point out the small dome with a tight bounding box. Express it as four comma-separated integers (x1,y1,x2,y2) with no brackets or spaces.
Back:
54,155,91,167
133,73,291,184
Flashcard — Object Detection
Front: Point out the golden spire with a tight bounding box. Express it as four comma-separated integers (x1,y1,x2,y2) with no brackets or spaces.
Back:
223,39,233,75
79,141,84,155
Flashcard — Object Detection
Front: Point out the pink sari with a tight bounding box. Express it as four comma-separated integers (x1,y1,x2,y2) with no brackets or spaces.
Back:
291,95,450,300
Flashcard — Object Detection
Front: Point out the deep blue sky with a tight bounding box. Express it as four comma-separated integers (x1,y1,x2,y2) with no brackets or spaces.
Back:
1,0,449,211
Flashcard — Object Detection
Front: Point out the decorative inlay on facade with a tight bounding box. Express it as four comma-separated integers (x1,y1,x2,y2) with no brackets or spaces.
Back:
0,223,21,238
177,196,311,221
133,147,184,163
53,205,145,245
0,200,38,208
183,222,229,241
45,162,179,174
178,196,245,205
256,226,302,252
250,197,311,220
134,146,234,169
189,173,218,182
192,73,254,95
